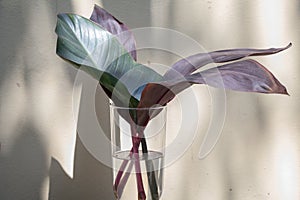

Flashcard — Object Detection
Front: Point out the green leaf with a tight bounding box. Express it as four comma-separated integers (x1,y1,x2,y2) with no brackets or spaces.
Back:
55,13,162,107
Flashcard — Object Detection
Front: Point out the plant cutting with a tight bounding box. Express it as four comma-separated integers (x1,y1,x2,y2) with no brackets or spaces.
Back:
55,4,291,200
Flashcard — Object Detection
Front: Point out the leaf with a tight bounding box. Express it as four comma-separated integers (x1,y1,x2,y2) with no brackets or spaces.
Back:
137,79,186,108
163,43,292,79
55,13,162,107
138,59,288,108
138,44,291,108
90,4,137,60
187,59,289,94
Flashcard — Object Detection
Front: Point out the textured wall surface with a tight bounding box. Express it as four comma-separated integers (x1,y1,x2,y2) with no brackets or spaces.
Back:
0,0,299,200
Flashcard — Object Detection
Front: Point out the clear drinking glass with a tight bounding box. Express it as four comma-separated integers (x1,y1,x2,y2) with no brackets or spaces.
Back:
110,104,167,200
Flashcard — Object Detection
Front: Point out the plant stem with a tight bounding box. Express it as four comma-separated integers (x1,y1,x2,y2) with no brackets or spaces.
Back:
113,118,160,199
131,123,146,200
113,153,131,197
116,160,134,198
113,125,147,199
141,135,160,200
113,136,160,200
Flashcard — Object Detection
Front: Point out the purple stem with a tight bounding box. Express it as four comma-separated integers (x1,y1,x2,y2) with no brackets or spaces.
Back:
113,122,146,199
131,124,146,200
114,137,149,198
113,151,132,197
113,140,139,196
116,160,134,198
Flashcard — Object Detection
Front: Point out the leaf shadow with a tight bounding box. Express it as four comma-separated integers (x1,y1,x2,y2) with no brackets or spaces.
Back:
0,122,47,200
48,136,114,200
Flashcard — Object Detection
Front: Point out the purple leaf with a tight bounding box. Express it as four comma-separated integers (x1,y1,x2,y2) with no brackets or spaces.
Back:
138,82,175,108
163,43,292,79
139,59,288,108
187,59,289,94
90,4,137,60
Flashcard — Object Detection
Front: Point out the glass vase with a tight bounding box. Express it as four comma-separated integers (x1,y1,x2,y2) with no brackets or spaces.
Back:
110,104,167,200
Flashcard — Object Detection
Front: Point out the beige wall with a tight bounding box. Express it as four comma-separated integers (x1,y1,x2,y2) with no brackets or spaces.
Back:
0,0,299,199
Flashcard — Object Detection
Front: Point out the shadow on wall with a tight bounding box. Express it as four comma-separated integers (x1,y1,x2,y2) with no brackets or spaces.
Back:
102,0,151,28
0,123,47,200
48,137,114,200
0,0,48,200
0,0,27,87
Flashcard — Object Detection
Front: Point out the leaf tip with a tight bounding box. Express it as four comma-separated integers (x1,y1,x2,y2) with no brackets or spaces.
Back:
282,42,292,51
275,85,290,96
283,88,290,96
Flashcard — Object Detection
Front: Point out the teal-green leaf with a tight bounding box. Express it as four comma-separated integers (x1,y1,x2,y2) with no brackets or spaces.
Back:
55,13,163,107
